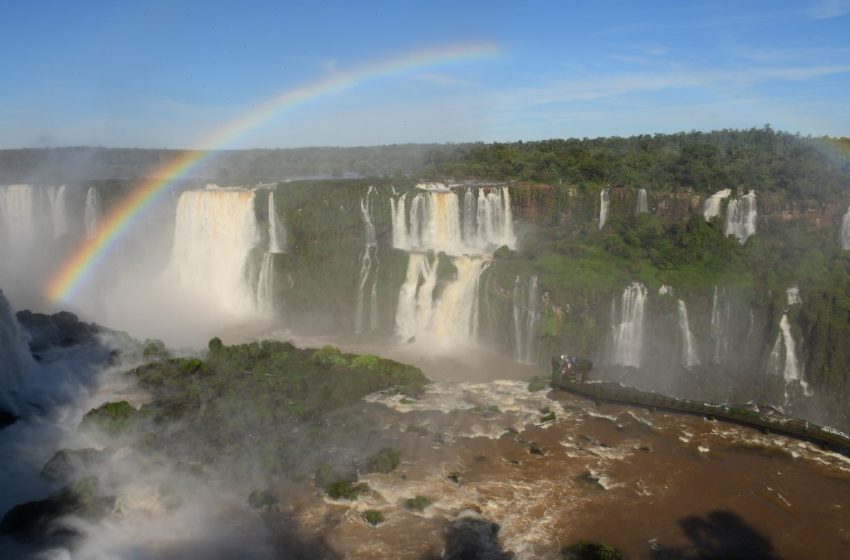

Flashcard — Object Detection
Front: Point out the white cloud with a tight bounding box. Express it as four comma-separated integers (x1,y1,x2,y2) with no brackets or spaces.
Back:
809,0,850,18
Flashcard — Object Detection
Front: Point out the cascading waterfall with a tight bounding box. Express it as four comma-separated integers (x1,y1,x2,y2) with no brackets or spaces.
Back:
390,192,408,249
767,314,808,394
47,185,68,239
390,185,515,346
0,291,33,415
394,253,488,345
703,188,731,221
636,188,648,214
84,186,102,240
255,253,276,315
787,286,802,306
610,282,647,367
676,299,700,368
710,286,731,363
512,275,540,364
390,187,516,253
725,190,757,243
0,184,36,253
267,191,287,254
840,204,850,250
355,187,380,334
599,189,610,229
165,188,260,318
395,253,440,342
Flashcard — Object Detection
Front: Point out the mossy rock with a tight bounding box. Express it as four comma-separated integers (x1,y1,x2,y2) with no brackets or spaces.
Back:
41,448,104,482
362,447,401,474
248,489,278,509
562,540,624,560
404,495,431,511
362,509,384,526
326,481,369,500
79,401,138,437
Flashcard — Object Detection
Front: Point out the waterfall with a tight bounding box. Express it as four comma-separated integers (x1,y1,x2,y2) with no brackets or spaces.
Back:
767,314,808,393
512,275,540,364
703,188,731,221
599,189,610,229
395,253,488,345
636,188,648,214
0,291,33,415
677,299,700,368
0,184,36,253
395,253,440,342
840,204,850,250
725,190,757,244
391,185,515,347
256,252,276,315
390,193,409,249
710,286,731,363
391,187,515,254
610,282,647,367
47,185,68,239
165,188,260,318
267,191,286,253
463,188,476,241
355,187,380,334
786,286,802,306
84,186,102,240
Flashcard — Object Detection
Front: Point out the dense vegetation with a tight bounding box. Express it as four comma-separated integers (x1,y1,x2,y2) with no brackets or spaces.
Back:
75,339,427,482
430,127,850,202
3,128,847,205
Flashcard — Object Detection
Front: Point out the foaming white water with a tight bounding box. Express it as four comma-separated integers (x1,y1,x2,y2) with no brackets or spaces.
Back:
366,380,568,438
636,188,648,214
676,299,700,368
267,191,286,253
599,189,610,229
164,188,260,318
725,190,757,243
84,186,101,240
703,188,731,220
512,275,540,364
610,282,647,367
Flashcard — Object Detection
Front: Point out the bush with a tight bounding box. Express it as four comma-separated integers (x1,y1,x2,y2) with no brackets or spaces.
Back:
404,495,431,511
562,541,624,560
362,447,401,474
326,481,369,500
79,401,137,437
362,510,384,526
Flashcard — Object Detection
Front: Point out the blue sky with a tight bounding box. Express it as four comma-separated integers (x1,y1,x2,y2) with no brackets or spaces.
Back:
1,0,849,148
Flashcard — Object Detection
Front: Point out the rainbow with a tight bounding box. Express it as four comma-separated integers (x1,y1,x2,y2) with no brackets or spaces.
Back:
46,42,499,303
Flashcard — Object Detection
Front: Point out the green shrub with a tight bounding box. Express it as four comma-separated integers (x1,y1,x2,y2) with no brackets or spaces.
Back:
362,510,384,526
362,447,401,474
404,495,431,511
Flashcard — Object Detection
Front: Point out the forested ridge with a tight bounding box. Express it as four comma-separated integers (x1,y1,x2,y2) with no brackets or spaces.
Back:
2,127,848,204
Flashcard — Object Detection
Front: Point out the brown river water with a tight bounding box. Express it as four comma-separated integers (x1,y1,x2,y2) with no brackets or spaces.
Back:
259,382,850,559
